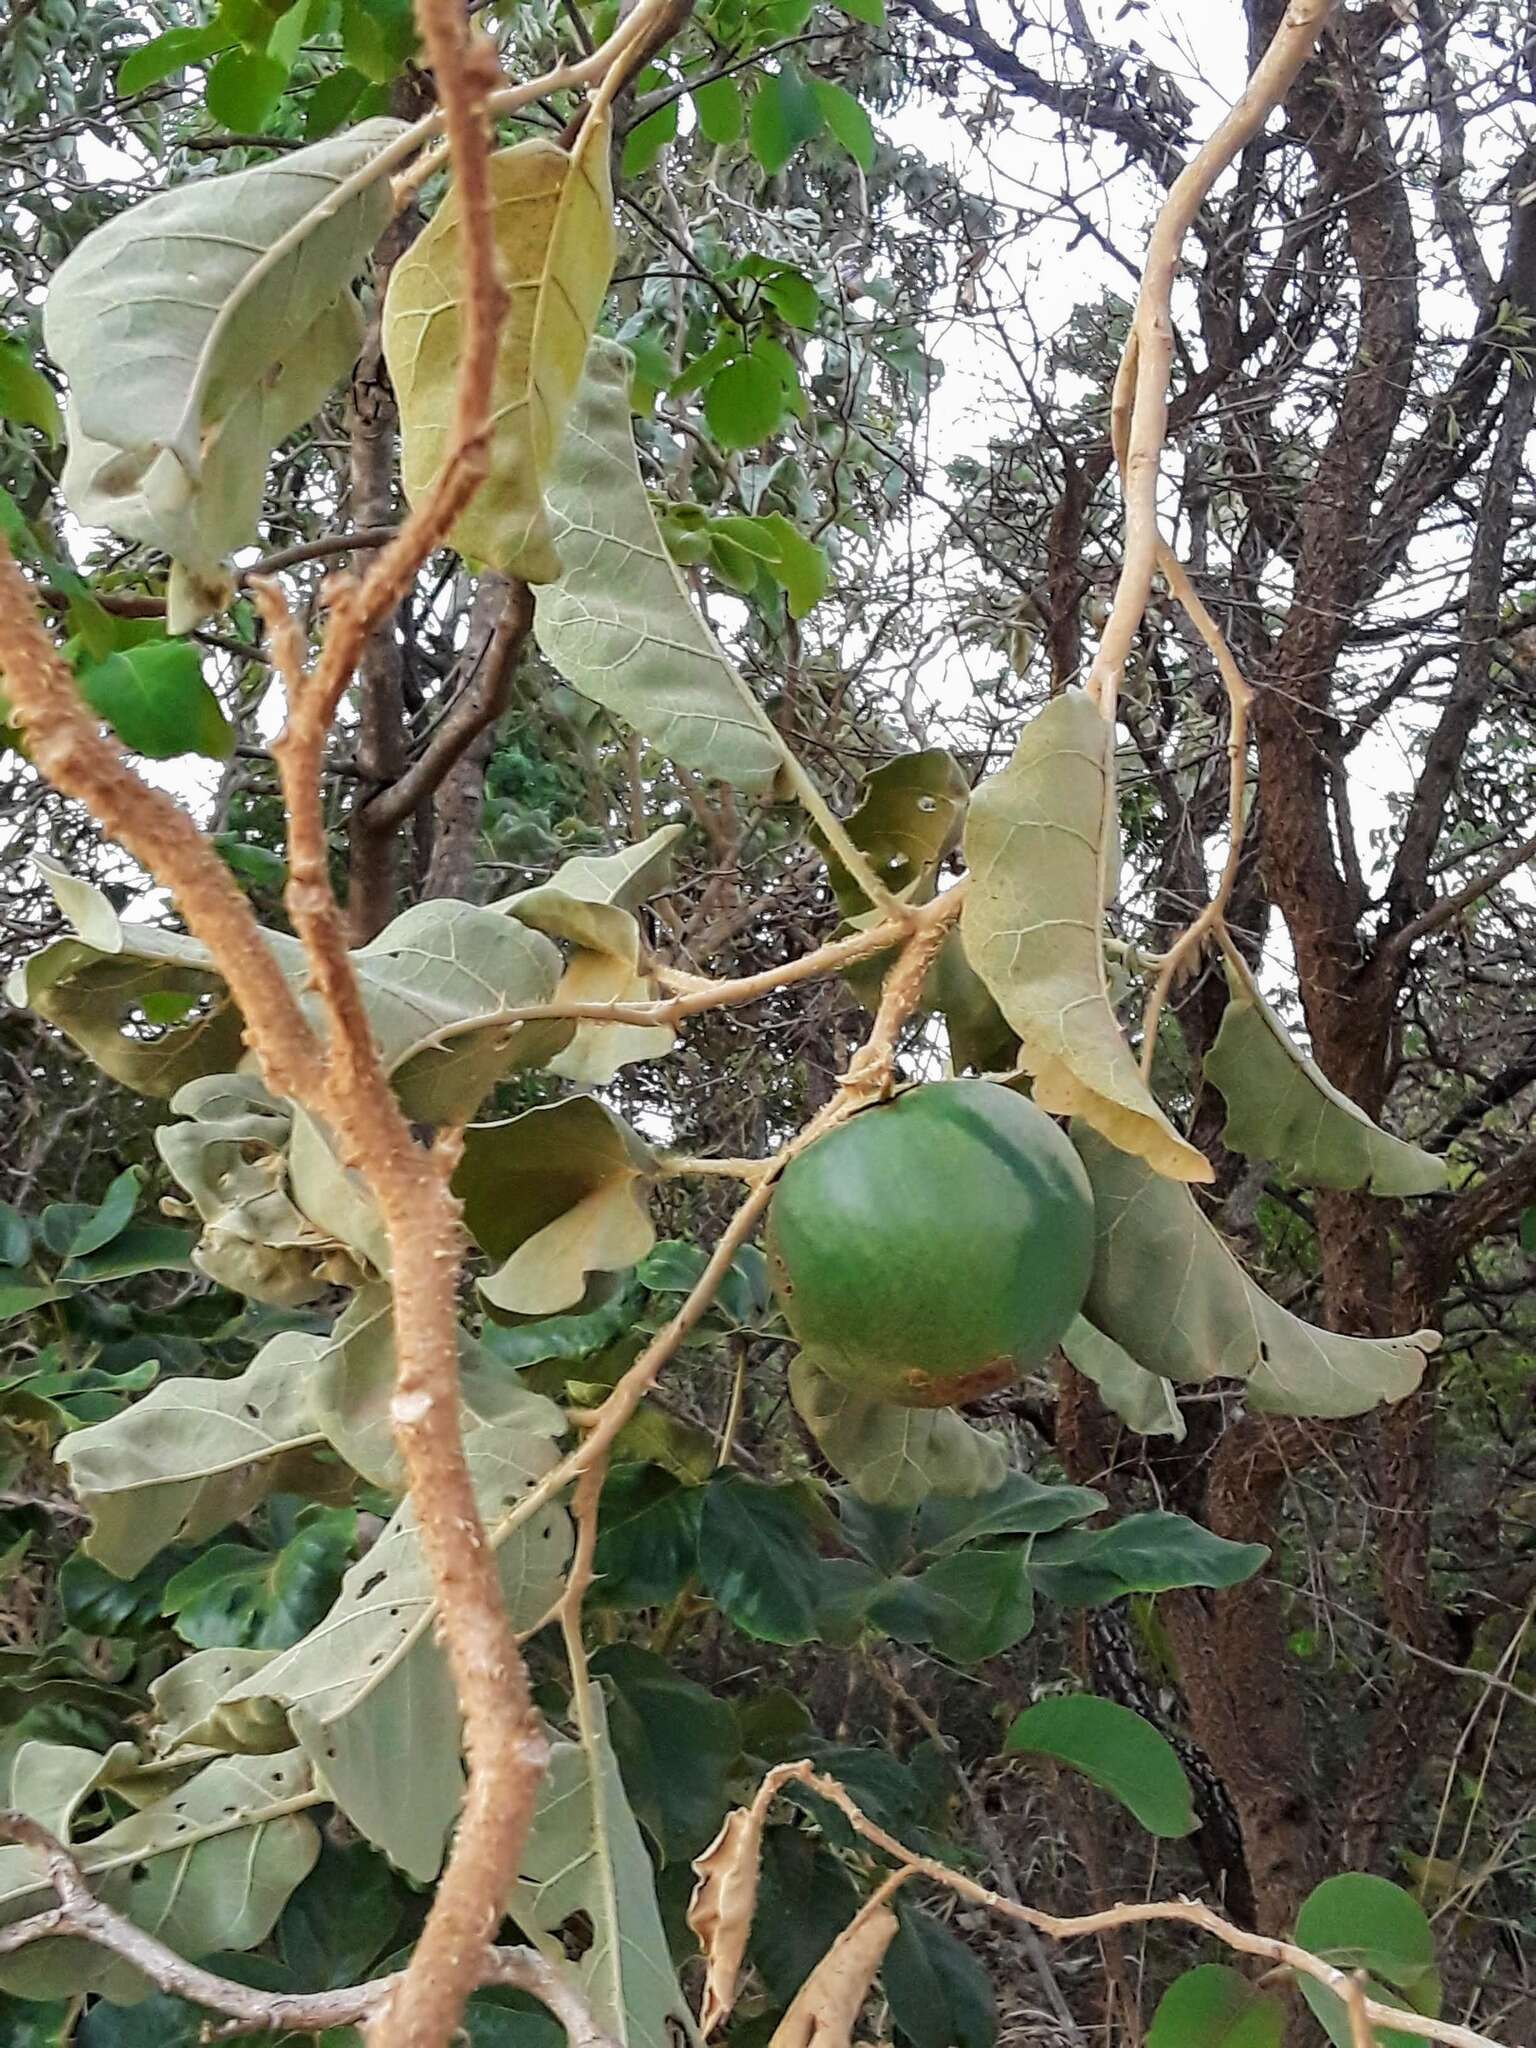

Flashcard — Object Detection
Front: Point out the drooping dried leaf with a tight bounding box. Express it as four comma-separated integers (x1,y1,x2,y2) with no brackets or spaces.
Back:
765,1901,900,2048
455,1096,658,1315
500,826,685,1082
534,337,787,790
1204,956,1447,1196
1072,1125,1439,1417
385,112,615,582
689,1804,770,2035
962,691,1210,1181
45,121,406,628
789,1355,1007,1507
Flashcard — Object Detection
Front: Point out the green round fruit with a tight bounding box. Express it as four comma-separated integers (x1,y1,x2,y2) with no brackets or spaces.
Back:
766,1080,1094,1408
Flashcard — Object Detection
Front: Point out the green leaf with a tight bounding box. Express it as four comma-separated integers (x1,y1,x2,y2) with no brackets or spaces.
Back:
883,1901,996,2048
698,1472,827,1643
1072,1126,1440,1417
705,352,790,450
691,74,744,145
78,641,234,760
914,1472,1107,1554
1061,1317,1186,1439
455,1097,657,1317
117,21,231,93
962,691,1210,1182
1205,958,1446,1195
59,1222,196,1286
818,749,969,919
711,511,826,616
832,0,884,22
732,255,820,329
60,1550,184,1636
161,1509,355,1649
57,1333,327,1577
205,45,290,130
61,1165,140,1259
48,121,406,630
0,1282,69,1324
385,113,615,585
749,1827,859,2003
637,1239,772,1330
338,0,418,80
790,1356,1006,1508
1293,1875,1441,2048
872,1546,1034,1664
303,64,370,138
0,337,60,445
812,79,875,171
536,339,787,791
0,1752,320,2000
1004,1696,1196,1837
589,1643,737,1861
748,63,823,175
149,1647,291,1758
0,1989,72,2048
0,1208,30,1269
278,1839,401,1989
1026,1510,1267,1608
593,1464,704,1609
1147,1966,1285,2048
513,1684,694,2048
623,98,679,177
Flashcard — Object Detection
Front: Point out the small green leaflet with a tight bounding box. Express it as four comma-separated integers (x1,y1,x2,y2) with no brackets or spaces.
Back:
0,335,60,444
1004,1695,1196,1837
813,80,875,171
692,74,744,144
749,63,823,176
624,97,679,177
77,641,234,761
117,20,231,94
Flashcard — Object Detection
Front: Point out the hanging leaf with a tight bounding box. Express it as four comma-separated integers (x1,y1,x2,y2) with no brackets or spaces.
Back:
159,1508,356,1650
207,1419,571,1881
77,641,234,761
691,74,745,145
912,1472,1108,1555
1003,1695,1196,1837
46,120,407,629
698,1473,828,1644
872,1545,1035,1665
0,334,61,444
1204,957,1447,1196
812,80,875,173
386,110,615,584
1293,1875,1441,2048
500,826,684,1083
593,1464,705,1610
1061,1317,1186,1440
513,1684,696,2048
535,338,786,792
0,1751,320,2000
589,1643,738,1863
1025,1510,1267,1607
766,1900,898,2048
57,1333,326,1578
149,1648,291,1759
817,750,968,919
1147,1966,1285,2048
962,691,1211,1182
789,1355,1006,1508
748,64,824,177
1072,1125,1440,1417
882,1902,996,2048
455,1096,657,1316
205,45,290,130
689,1804,766,2035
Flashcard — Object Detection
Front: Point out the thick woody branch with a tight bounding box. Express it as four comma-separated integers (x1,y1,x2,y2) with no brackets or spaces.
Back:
0,1813,613,2048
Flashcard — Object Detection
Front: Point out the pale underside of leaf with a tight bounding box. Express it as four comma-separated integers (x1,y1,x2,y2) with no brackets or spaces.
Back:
1060,1317,1186,1440
0,1751,320,2000
513,1684,698,2048
1072,1125,1439,1418
1204,957,1447,1196
789,1355,1007,1507
535,338,787,791
962,690,1210,1182
386,113,616,583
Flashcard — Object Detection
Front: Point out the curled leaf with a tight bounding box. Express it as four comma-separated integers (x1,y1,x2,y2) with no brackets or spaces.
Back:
766,1899,901,2048
689,1805,769,2034
1204,956,1447,1196
535,338,787,790
46,121,406,628
789,1355,1006,1508
386,112,615,582
1072,1125,1439,1417
962,690,1210,1182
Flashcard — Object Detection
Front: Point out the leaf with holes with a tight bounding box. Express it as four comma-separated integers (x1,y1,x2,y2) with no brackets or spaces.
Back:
1072,1125,1440,1417
535,338,787,791
1204,956,1446,1196
46,121,406,629
963,691,1210,1181
386,111,615,583
789,1355,1006,1508
455,1096,657,1316
818,751,968,919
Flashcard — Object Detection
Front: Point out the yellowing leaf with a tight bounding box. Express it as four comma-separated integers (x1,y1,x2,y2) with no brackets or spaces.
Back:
962,690,1210,1182
789,1355,1007,1507
1204,956,1447,1196
535,338,787,790
1072,1125,1439,1418
385,112,616,583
